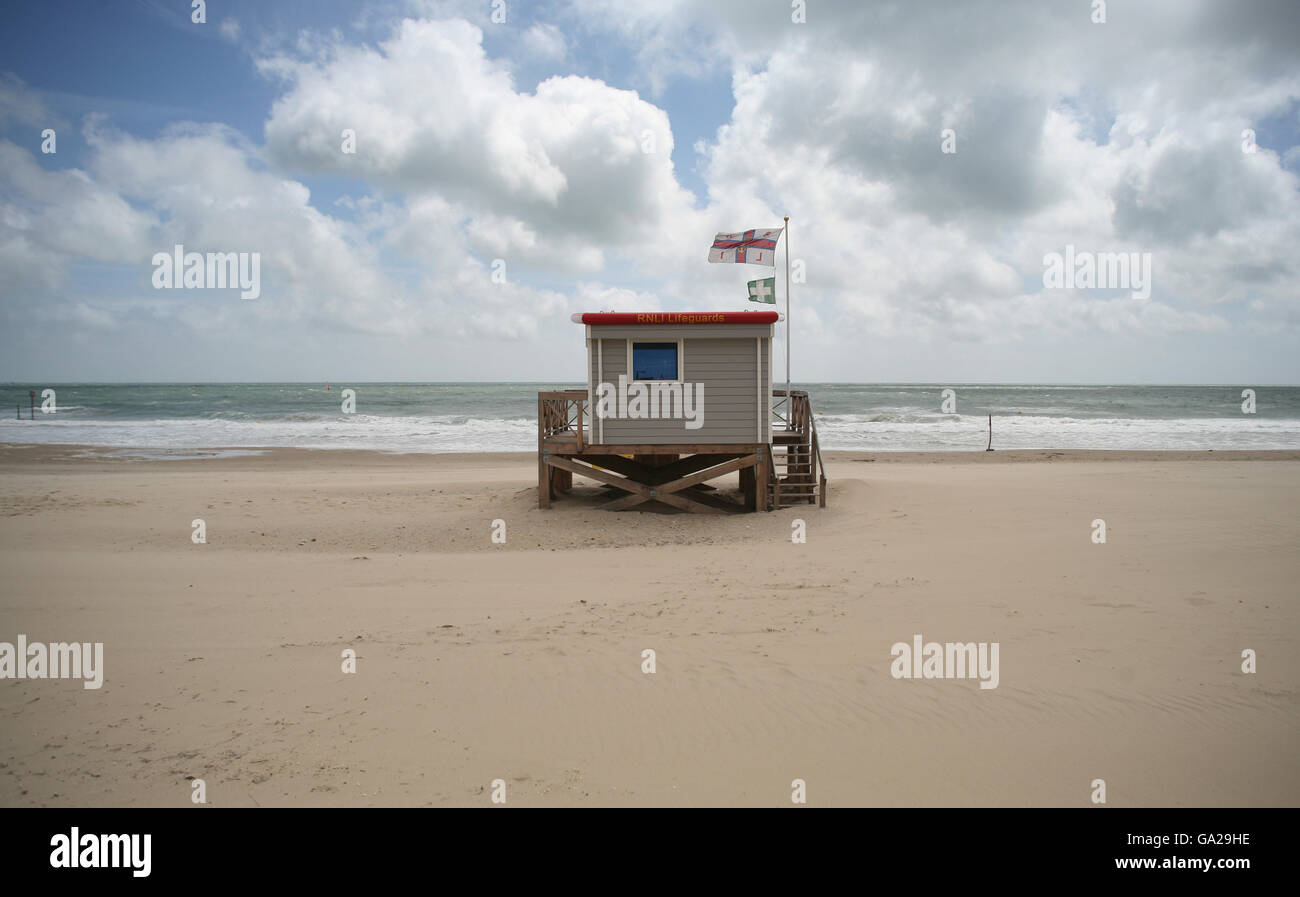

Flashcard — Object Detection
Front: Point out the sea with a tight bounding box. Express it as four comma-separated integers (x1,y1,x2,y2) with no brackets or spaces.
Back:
1,383,1297,457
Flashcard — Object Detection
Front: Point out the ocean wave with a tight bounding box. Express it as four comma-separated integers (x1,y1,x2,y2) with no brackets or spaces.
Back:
0,414,540,453
1,411,1297,453
814,414,1300,451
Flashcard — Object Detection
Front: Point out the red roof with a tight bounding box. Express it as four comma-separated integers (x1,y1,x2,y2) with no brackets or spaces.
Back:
571,311,780,325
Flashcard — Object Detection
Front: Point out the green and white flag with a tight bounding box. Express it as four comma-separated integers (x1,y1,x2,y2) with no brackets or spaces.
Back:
747,276,776,304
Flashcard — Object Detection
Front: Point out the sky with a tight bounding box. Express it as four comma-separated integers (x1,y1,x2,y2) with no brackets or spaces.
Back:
1,0,1298,384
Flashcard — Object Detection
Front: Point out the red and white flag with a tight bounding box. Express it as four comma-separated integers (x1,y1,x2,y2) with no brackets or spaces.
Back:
708,227,783,265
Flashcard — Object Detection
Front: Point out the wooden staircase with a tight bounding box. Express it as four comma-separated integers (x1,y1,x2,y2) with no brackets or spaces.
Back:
768,389,827,509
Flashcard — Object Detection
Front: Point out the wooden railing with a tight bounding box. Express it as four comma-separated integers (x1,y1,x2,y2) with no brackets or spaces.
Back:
538,390,588,449
772,388,811,436
810,414,827,508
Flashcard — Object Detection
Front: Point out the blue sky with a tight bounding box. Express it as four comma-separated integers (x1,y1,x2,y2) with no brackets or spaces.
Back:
3,1,735,201
1,0,1298,383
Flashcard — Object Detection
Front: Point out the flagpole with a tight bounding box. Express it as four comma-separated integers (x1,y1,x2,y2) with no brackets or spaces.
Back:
784,215,790,430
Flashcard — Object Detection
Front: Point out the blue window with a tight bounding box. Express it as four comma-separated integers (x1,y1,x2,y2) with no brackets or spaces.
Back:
631,342,679,381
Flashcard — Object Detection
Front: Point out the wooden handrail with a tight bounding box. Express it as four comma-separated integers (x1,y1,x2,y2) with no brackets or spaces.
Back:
811,416,826,508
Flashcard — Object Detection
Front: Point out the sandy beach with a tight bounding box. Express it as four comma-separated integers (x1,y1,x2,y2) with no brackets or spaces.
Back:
1,444,1297,807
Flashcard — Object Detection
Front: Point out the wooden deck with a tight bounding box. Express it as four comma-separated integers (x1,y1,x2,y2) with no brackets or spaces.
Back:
538,389,827,512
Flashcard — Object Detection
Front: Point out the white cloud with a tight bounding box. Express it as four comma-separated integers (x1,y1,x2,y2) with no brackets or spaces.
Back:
595,0,1300,350
522,23,566,61
260,18,698,268
0,74,57,130
571,282,662,314
0,139,159,294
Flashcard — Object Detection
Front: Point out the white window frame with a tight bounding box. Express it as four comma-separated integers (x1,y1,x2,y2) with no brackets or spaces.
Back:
626,338,685,383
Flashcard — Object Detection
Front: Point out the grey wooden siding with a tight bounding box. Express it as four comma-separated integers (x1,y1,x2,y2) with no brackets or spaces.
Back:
588,333,771,445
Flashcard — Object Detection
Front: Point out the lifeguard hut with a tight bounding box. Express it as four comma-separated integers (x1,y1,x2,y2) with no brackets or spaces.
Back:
538,311,827,512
